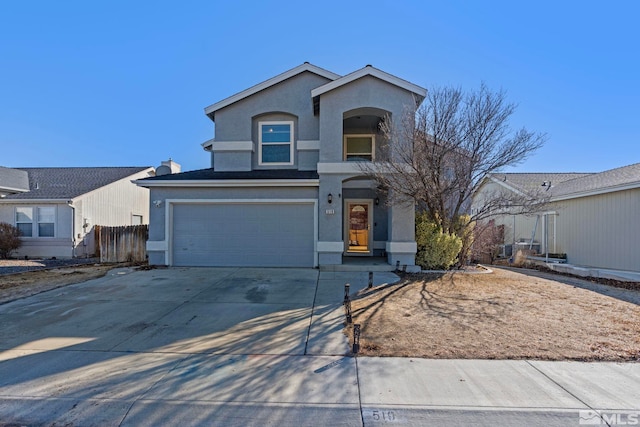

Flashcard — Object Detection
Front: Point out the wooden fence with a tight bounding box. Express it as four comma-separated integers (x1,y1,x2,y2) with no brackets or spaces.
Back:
95,224,148,263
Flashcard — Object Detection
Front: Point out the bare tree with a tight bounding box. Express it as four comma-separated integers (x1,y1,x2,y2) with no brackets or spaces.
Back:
0,222,22,259
471,220,505,264
363,84,548,237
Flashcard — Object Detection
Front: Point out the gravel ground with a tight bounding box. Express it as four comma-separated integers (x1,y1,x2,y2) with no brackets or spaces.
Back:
0,258,100,275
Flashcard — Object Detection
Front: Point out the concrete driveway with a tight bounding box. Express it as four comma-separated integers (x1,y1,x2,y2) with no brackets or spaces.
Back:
0,267,638,426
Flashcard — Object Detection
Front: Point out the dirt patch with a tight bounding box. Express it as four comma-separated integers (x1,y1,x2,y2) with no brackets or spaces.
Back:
347,268,640,361
0,264,116,304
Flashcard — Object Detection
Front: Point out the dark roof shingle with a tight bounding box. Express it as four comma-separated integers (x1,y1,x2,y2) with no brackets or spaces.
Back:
3,167,153,200
491,163,640,198
140,168,319,182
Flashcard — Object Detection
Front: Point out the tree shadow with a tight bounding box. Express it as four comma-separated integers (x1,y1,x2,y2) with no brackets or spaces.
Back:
0,267,360,425
351,272,512,336
496,266,640,306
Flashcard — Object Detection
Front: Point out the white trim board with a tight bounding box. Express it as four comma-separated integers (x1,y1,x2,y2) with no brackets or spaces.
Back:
386,241,417,253
317,241,344,252
210,141,254,152
297,140,320,151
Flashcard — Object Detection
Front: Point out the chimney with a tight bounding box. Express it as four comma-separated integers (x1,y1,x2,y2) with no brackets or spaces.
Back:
155,158,181,176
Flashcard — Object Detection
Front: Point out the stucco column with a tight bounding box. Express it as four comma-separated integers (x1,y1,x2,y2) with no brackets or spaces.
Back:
317,174,344,265
386,192,418,271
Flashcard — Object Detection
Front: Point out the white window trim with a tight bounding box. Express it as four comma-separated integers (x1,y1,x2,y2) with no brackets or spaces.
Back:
15,206,56,238
132,214,144,225
344,134,375,161
15,206,34,238
258,120,294,166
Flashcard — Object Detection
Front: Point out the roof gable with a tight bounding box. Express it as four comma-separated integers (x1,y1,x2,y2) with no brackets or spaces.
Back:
0,166,30,194
310,65,427,101
1,167,153,200
204,63,340,121
487,163,640,200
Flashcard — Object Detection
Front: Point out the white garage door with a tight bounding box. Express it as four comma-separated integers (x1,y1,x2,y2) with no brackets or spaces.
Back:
171,202,316,267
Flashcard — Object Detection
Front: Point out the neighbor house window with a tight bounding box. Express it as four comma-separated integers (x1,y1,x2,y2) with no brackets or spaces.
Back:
15,206,55,237
259,121,294,165
15,207,33,237
344,135,375,161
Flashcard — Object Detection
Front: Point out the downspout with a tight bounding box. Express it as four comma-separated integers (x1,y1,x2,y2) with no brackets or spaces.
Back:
529,215,539,250
68,201,76,258
544,214,548,262
553,214,557,253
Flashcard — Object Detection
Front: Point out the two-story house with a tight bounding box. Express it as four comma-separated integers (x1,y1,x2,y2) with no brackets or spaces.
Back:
137,63,426,269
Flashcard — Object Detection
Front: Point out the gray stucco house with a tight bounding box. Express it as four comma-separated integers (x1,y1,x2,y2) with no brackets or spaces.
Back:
137,63,426,268
0,167,154,258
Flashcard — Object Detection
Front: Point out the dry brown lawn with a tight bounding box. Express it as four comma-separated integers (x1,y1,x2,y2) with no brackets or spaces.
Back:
0,265,115,304
348,268,640,361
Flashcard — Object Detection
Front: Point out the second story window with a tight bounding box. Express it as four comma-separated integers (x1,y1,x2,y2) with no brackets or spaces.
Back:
259,121,294,165
344,135,375,161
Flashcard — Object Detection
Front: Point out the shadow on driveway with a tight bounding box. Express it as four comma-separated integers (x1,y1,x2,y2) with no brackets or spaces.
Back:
0,267,362,426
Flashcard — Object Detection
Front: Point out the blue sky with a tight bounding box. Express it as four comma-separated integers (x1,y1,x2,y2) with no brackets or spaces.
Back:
1,1,638,173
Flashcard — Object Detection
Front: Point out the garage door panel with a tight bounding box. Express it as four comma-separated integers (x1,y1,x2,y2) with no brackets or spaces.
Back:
172,203,315,267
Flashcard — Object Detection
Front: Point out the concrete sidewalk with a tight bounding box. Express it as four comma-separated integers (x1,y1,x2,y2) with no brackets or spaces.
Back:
0,267,638,426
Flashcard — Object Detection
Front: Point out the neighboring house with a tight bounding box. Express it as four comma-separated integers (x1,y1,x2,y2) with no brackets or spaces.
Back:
0,166,29,197
0,167,155,258
473,163,640,272
137,63,426,268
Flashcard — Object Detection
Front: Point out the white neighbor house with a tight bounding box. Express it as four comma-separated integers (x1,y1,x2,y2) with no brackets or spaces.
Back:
473,163,640,274
0,167,155,258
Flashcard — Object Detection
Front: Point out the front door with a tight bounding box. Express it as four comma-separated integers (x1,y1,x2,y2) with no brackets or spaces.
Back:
344,200,373,256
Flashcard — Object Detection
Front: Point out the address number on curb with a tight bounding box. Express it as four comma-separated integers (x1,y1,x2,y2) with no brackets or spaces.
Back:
365,409,401,423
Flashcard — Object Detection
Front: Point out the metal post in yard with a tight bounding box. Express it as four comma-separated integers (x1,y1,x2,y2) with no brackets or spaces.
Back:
353,324,361,354
344,283,352,324
368,271,373,288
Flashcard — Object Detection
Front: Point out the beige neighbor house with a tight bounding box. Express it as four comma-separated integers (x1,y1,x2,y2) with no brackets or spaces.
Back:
472,162,640,275
0,166,155,258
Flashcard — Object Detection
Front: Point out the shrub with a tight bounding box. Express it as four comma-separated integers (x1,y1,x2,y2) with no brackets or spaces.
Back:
471,220,505,264
0,222,22,259
415,212,462,270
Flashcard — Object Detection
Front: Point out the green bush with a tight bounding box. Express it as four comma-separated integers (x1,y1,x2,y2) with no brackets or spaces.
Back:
0,222,22,259
415,212,462,270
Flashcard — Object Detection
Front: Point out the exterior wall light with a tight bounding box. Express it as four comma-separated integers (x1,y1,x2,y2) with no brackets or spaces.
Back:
328,193,333,204
375,197,380,205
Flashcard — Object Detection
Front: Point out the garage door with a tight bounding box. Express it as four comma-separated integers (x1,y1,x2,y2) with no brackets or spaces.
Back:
171,202,315,267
